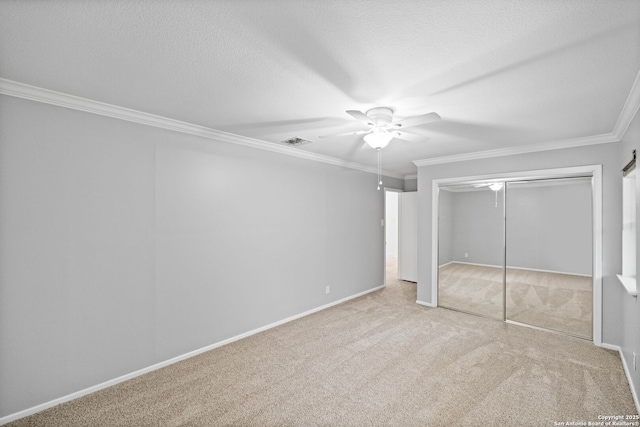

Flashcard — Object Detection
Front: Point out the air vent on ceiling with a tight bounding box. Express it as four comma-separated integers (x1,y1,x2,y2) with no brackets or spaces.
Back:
281,137,313,147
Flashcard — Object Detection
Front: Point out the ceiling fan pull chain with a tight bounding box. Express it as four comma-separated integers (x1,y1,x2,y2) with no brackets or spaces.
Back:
377,148,382,190
379,149,383,186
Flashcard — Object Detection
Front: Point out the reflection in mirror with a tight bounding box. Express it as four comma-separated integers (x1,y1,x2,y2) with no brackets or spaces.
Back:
505,178,592,339
438,184,504,320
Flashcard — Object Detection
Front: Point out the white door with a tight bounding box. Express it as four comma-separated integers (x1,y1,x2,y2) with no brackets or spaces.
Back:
400,191,418,282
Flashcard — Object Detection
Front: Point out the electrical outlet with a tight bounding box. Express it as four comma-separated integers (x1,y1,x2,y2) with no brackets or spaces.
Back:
464,253,469,258
634,352,636,371
326,286,330,295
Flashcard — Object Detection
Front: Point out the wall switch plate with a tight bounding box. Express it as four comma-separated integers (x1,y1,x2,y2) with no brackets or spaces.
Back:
326,286,330,294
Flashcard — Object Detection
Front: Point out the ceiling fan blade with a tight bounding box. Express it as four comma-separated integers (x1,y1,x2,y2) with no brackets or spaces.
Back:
391,130,428,143
318,129,371,139
346,110,375,126
393,112,441,129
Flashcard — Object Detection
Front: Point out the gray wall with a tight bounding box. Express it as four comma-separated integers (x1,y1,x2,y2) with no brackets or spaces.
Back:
506,180,592,275
0,95,402,418
439,181,592,276
417,143,623,346
619,106,640,406
404,178,417,191
448,189,505,267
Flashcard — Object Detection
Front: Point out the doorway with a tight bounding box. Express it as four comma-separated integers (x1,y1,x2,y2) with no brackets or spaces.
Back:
385,189,401,282
434,166,601,342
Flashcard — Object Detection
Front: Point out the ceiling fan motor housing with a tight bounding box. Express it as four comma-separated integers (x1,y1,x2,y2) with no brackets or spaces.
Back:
366,107,393,127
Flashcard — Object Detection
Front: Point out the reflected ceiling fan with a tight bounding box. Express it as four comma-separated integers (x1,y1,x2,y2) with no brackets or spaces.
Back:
319,107,441,149
472,182,504,191
472,182,504,207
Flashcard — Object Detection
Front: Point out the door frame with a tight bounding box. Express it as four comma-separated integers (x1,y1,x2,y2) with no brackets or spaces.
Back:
431,165,603,345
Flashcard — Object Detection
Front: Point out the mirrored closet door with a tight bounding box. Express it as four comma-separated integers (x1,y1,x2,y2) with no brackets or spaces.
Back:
505,178,593,339
438,183,505,320
437,176,593,340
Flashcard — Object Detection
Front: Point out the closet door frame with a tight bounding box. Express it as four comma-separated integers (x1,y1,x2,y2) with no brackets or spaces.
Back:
431,165,602,345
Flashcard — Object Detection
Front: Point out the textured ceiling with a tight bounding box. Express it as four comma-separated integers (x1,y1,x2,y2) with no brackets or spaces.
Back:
1,0,640,176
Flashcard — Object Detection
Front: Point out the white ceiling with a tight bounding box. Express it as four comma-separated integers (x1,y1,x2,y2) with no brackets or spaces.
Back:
1,0,639,176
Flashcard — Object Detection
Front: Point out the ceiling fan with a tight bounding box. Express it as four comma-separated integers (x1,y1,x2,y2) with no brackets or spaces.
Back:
472,182,504,207
319,107,441,149
472,182,504,191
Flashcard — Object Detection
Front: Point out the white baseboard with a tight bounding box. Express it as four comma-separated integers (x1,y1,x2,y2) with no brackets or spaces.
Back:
599,342,640,415
506,264,592,277
0,284,385,426
416,299,437,308
447,261,591,277
598,342,620,351
450,261,504,269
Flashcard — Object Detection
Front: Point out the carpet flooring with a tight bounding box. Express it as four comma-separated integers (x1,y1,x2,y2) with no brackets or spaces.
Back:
439,262,592,338
7,260,635,426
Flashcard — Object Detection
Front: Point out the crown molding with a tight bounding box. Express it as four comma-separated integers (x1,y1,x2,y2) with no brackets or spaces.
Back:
0,78,404,179
613,68,640,140
3,75,636,176
413,133,619,167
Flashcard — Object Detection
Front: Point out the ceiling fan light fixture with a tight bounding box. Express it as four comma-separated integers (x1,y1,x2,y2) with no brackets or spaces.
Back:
364,130,393,149
488,182,504,192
